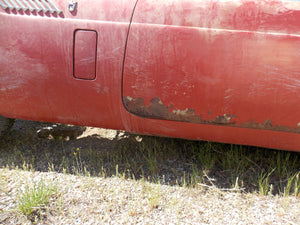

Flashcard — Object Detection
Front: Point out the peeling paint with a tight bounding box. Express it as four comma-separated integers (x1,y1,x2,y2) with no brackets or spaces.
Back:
241,119,292,133
124,96,300,134
124,96,235,125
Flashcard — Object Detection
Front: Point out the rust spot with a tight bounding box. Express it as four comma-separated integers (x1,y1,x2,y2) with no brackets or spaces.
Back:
124,97,169,119
124,96,235,125
215,114,231,124
241,119,295,133
124,96,300,134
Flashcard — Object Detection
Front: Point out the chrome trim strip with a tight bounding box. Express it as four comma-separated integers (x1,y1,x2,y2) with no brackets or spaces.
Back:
27,0,40,12
33,0,46,12
15,0,27,10
21,0,35,11
7,0,20,10
47,0,61,13
0,0,62,14
40,0,52,13
0,0,8,9
2,0,13,9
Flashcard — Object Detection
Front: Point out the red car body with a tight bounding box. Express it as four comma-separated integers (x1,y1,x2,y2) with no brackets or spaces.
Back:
0,0,299,151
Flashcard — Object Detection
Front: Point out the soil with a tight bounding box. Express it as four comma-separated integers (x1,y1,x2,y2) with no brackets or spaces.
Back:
0,120,299,224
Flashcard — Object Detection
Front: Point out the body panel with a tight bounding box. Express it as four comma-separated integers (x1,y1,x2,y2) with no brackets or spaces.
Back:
123,24,300,133
122,0,300,151
0,0,137,130
0,0,299,151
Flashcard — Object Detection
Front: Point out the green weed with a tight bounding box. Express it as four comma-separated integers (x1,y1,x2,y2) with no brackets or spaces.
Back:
258,168,275,196
293,172,300,197
1,122,299,196
18,179,58,219
146,184,161,210
283,172,298,197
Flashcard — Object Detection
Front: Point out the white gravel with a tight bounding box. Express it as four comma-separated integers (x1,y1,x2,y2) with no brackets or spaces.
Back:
0,169,299,225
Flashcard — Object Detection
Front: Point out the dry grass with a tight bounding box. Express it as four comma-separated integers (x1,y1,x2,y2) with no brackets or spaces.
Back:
0,120,299,224
1,169,299,225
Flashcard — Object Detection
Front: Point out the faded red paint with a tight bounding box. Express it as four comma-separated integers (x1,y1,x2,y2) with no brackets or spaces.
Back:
0,0,300,151
124,96,300,134
73,30,97,80
122,0,300,152
0,0,137,129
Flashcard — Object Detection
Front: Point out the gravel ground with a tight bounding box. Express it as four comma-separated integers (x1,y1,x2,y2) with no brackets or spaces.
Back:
0,120,299,224
0,169,299,225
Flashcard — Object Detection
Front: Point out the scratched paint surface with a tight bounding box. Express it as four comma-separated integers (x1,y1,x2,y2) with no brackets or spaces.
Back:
129,0,300,33
0,0,136,22
123,0,300,133
1,0,300,151
0,0,137,129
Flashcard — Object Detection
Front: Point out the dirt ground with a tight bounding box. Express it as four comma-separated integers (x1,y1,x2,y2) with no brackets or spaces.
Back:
0,120,299,224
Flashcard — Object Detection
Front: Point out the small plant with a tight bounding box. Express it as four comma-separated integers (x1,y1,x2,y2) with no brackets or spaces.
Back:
195,142,216,171
141,142,159,177
73,147,83,175
190,164,203,187
146,184,161,210
18,179,58,220
294,172,300,197
283,172,298,197
258,168,275,196
181,171,187,188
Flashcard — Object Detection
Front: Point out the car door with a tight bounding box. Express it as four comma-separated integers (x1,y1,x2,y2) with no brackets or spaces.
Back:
0,0,137,128
123,0,300,135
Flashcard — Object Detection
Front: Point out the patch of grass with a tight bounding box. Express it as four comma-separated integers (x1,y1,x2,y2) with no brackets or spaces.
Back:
258,168,275,196
292,172,300,197
221,145,251,186
190,164,203,187
141,141,159,177
1,121,299,196
18,179,58,221
191,142,217,171
283,172,298,197
145,184,161,210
